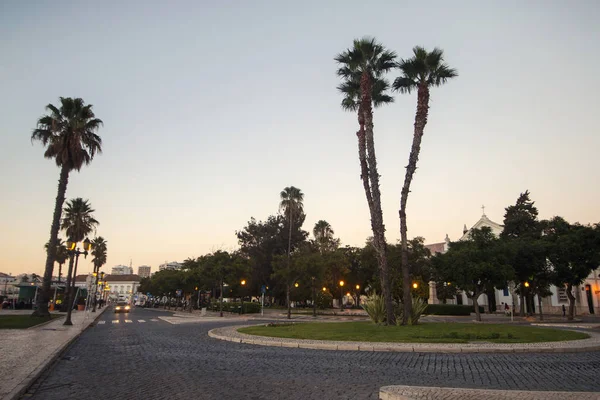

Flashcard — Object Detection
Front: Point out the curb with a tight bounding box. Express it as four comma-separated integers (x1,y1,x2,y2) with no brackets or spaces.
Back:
7,307,107,400
207,324,600,354
379,385,600,400
26,314,66,330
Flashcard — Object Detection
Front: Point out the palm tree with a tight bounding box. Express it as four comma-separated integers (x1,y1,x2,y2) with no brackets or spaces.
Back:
279,186,304,319
44,239,69,282
90,236,107,312
31,97,103,317
393,47,457,324
61,198,99,324
313,220,339,253
335,37,396,324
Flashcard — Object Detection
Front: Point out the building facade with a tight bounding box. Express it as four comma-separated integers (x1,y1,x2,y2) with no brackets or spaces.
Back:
112,265,134,275
0,273,18,298
158,262,182,271
137,265,151,278
426,211,600,315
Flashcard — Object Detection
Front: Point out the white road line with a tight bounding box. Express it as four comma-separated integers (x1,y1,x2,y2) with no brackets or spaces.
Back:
112,320,119,324
98,320,106,324
151,319,159,322
138,319,146,323
125,320,132,323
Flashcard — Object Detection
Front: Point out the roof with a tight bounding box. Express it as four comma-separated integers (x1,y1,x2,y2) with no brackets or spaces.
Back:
460,213,504,241
424,242,446,255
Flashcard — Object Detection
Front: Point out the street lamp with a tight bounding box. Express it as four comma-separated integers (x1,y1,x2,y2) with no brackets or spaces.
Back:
294,282,299,288
412,282,419,289
64,238,92,326
339,280,345,310
322,287,327,292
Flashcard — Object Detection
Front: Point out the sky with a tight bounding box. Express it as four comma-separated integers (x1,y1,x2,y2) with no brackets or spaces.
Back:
1,1,599,277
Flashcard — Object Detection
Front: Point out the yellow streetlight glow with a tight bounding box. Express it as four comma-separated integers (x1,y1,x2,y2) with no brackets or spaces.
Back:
322,287,327,292
294,282,299,288
339,280,344,287
346,292,351,297
412,282,418,289
241,280,246,286
524,281,530,288
356,284,360,290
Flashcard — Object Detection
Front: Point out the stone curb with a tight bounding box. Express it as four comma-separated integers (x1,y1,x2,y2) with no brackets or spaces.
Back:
26,314,66,330
207,323,600,354
5,307,108,400
378,385,600,400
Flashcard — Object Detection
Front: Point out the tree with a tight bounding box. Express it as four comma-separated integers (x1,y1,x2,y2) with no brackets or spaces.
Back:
393,47,457,325
313,220,340,253
432,227,513,321
336,37,396,324
61,198,99,322
280,186,305,319
543,217,600,320
45,239,69,283
90,236,107,311
31,97,103,317
201,251,248,317
500,191,547,316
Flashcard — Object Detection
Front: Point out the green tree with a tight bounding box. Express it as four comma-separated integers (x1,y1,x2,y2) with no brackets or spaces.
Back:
393,47,457,325
543,217,600,320
500,191,547,316
335,37,396,324
313,220,340,253
280,186,305,319
31,97,103,317
432,227,514,321
202,251,248,316
61,198,99,324
45,239,69,283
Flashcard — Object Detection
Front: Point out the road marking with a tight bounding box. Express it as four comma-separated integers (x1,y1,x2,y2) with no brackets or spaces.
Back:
138,319,146,323
98,320,106,324
151,319,159,322
112,320,119,324
125,320,132,323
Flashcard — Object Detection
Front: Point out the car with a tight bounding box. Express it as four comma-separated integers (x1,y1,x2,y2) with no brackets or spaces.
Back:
114,301,131,313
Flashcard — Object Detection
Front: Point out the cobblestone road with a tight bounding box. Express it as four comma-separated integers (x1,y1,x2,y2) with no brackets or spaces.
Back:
24,308,600,400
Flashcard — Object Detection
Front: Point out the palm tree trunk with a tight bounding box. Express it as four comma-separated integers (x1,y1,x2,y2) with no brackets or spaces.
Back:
62,255,75,312
33,165,69,317
287,205,293,320
58,263,63,283
400,83,430,325
360,71,394,326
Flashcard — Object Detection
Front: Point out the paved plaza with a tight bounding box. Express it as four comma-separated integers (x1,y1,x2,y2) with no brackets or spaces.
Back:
16,308,600,399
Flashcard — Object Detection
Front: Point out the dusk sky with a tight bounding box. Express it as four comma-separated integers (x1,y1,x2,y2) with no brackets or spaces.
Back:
1,1,598,277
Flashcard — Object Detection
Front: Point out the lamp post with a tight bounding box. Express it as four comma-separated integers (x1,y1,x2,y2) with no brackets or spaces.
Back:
339,280,345,310
93,271,104,312
64,238,92,326
240,279,246,314
355,284,361,308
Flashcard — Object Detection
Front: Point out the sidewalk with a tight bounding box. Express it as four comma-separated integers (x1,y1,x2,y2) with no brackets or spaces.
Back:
0,308,107,400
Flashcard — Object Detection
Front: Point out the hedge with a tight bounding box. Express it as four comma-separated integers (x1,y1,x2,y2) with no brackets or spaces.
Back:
424,304,485,316
209,301,261,314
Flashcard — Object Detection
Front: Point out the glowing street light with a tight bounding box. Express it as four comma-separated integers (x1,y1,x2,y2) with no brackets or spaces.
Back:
412,282,419,289
294,282,299,288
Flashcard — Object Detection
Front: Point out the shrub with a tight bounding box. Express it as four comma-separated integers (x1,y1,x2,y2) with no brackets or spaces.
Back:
410,297,428,325
315,291,333,309
424,304,484,316
362,292,386,324
208,301,261,313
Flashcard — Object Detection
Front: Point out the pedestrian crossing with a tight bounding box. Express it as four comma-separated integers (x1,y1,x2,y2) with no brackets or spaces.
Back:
97,318,159,326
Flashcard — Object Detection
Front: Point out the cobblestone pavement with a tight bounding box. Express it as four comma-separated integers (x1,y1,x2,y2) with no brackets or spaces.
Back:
24,308,600,400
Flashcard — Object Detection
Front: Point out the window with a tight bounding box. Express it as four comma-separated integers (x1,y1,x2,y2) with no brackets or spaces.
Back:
557,288,568,303
503,288,509,296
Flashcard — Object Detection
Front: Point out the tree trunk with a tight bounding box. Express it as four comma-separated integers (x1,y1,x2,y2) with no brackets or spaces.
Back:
566,283,576,321
519,293,525,316
399,83,430,325
219,279,224,317
34,165,70,317
286,284,291,319
360,71,394,325
58,263,63,283
62,255,75,312
537,295,543,321
312,286,316,317
472,292,482,322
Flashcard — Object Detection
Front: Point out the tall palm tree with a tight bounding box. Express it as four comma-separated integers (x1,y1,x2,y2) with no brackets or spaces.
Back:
313,220,338,253
61,198,99,323
44,239,69,282
393,47,457,324
31,97,103,317
90,236,107,312
279,186,304,319
336,37,396,324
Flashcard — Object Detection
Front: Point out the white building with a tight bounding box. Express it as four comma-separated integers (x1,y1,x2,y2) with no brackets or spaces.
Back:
75,273,140,302
426,210,600,315
0,272,18,298
112,265,134,275
159,262,182,271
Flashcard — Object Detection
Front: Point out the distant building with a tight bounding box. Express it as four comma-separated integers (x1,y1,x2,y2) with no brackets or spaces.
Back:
0,272,17,298
112,265,134,275
159,262,182,271
137,265,151,278
75,274,140,301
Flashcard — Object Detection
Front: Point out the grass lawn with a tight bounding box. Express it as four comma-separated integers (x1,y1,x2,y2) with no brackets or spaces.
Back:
238,321,589,344
0,314,63,329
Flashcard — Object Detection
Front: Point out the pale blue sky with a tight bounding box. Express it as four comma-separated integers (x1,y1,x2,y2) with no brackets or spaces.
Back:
1,1,599,276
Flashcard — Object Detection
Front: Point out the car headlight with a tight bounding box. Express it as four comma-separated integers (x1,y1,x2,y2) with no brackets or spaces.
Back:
125,306,130,310
115,306,121,310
